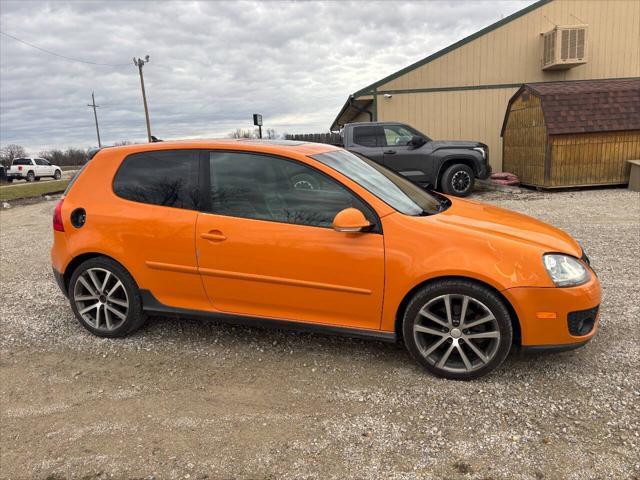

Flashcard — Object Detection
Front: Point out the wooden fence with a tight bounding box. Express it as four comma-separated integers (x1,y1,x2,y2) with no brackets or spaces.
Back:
285,133,342,145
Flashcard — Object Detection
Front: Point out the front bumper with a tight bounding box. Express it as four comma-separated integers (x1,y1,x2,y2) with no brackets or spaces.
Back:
502,274,601,348
477,162,492,180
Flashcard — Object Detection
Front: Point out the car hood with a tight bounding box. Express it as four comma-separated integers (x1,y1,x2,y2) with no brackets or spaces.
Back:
432,197,582,256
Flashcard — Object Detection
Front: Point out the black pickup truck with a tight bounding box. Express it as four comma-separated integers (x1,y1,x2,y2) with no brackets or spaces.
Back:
340,122,491,197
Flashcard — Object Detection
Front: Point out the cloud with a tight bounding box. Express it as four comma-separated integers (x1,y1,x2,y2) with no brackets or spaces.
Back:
0,0,534,153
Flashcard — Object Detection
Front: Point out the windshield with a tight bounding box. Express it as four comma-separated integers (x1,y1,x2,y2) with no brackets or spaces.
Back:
311,150,448,216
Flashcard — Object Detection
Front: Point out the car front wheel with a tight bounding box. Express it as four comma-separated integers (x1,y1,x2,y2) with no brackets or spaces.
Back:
54,170,62,180
402,280,513,380
441,164,474,197
69,257,146,337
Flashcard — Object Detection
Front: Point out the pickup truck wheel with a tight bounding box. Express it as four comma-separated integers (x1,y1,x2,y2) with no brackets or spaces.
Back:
441,164,474,197
6,178,13,183
69,257,146,338
54,170,62,180
35,177,41,182
26,171,35,182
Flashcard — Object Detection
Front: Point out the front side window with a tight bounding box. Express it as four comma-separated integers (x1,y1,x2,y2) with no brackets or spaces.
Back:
312,149,447,216
208,151,376,229
113,150,200,210
383,125,417,146
35,158,49,166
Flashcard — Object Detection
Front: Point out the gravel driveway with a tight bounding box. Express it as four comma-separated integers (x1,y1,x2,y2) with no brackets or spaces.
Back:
1,189,638,480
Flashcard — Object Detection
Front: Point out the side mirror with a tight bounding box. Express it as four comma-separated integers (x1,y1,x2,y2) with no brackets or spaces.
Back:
410,135,426,147
332,208,372,233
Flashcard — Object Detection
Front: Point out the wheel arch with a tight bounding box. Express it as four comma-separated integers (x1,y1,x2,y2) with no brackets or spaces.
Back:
435,156,478,189
62,252,134,293
394,275,522,346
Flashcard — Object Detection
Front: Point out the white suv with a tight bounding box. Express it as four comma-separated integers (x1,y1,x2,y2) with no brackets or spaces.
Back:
6,157,62,183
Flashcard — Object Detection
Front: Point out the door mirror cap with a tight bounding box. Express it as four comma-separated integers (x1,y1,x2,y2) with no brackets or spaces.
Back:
332,208,372,233
410,135,426,147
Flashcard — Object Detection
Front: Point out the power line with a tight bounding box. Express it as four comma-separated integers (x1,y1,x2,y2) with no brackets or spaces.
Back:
0,31,130,67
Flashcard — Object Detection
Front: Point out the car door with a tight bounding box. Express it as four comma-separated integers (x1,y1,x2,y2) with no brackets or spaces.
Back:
351,125,386,164
33,158,47,176
110,149,210,310
382,124,432,185
195,150,385,330
41,159,55,176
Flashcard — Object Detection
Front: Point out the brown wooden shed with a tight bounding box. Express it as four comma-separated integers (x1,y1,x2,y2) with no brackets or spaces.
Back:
501,79,640,188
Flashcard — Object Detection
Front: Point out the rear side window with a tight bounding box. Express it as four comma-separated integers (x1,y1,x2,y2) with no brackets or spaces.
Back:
113,150,200,210
353,126,382,148
12,158,32,165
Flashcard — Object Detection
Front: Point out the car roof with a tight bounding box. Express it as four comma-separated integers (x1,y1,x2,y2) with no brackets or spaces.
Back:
97,139,342,158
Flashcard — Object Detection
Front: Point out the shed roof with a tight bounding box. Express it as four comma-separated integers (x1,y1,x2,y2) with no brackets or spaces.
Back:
502,78,640,136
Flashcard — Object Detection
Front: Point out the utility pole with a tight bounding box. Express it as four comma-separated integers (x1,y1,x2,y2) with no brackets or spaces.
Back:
87,92,102,147
133,55,152,142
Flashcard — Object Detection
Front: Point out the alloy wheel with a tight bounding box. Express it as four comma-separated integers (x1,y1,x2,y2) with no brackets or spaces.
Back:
73,267,129,331
451,171,471,193
413,294,500,373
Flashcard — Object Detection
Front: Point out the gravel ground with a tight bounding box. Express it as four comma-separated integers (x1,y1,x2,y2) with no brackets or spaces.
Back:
1,189,639,480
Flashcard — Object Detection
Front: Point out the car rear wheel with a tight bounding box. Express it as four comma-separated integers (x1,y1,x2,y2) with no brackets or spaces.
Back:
54,170,62,180
402,280,513,380
26,171,35,182
441,164,474,197
69,257,146,337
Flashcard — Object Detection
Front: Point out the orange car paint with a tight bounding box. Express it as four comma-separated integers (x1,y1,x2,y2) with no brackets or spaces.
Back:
51,139,600,347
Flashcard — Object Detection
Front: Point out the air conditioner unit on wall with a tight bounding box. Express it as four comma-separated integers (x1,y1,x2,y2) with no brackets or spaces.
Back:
542,25,587,70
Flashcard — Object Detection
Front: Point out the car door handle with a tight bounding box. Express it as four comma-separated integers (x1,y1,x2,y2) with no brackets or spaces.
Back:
384,150,396,154
201,231,226,242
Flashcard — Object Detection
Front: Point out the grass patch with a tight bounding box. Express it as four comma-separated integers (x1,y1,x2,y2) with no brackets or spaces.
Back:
0,179,69,202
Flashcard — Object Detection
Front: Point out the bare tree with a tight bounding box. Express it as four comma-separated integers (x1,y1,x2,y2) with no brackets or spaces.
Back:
229,128,256,139
265,128,277,140
0,144,27,167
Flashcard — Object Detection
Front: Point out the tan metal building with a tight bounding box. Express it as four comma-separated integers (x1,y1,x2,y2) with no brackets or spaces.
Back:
330,0,640,171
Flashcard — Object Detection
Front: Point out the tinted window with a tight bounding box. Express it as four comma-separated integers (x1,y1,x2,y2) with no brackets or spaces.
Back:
208,151,376,229
34,158,49,165
353,126,381,147
113,150,200,210
13,158,32,166
312,150,447,216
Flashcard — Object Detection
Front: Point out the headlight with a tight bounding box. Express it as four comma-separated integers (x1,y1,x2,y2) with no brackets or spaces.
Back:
473,147,486,159
543,254,590,287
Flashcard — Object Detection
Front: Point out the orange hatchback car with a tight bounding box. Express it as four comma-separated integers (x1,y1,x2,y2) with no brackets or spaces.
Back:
51,140,600,379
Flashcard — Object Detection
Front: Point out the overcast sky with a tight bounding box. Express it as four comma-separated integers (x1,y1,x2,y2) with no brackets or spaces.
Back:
0,0,534,153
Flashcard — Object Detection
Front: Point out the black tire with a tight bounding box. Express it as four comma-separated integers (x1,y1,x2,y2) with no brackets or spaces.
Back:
35,177,41,182
26,171,35,182
69,257,146,338
54,170,62,180
440,163,474,197
6,178,13,183
402,279,513,380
